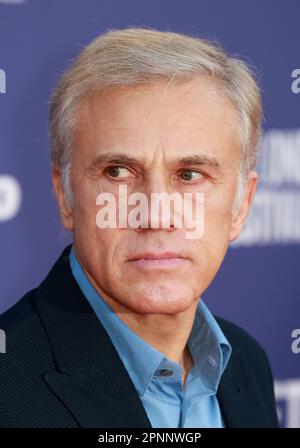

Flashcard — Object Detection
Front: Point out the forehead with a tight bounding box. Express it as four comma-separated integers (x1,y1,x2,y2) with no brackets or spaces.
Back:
73,77,240,163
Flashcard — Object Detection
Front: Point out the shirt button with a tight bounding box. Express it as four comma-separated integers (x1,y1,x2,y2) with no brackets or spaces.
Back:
154,368,174,377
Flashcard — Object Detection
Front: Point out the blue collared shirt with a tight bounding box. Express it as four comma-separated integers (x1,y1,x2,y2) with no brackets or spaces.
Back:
69,246,231,428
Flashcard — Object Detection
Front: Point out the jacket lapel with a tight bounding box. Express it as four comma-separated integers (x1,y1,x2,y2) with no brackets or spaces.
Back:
35,245,152,428
217,347,269,428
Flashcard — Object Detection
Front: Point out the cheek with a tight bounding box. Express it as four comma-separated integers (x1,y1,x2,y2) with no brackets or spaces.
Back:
93,229,129,271
204,210,233,250
72,182,102,231
74,228,126,286
200,199,233,261
203,180,236,229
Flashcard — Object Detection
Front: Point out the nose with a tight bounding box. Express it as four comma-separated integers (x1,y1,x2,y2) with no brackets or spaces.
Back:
134,172,180,233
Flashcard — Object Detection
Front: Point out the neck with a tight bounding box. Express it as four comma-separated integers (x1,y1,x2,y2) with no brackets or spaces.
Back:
114,302,197,386
119,303,198,363
74,246,198,385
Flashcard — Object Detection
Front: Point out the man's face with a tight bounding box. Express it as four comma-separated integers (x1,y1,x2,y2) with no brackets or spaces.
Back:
53,77,257,315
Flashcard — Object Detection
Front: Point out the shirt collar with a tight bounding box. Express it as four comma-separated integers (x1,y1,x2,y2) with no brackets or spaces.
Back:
69,245,231,397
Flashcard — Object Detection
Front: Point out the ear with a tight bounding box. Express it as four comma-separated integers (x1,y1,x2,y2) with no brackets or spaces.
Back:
51,167,74,231
229,170,258,242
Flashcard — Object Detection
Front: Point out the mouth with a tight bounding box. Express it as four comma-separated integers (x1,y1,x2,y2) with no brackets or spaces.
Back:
127,252,189,267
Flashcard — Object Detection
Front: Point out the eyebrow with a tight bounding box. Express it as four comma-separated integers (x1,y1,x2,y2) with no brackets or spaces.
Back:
85,151,225,175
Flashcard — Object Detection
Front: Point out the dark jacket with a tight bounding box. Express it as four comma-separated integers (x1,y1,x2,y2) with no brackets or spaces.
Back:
0,245,279,428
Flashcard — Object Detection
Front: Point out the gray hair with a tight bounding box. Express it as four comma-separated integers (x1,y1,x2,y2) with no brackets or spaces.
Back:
49,27,262,209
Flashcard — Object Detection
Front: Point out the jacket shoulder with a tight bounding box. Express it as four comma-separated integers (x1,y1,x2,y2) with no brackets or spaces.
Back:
0,287,52,373
0,288,38,329
0,288,77,427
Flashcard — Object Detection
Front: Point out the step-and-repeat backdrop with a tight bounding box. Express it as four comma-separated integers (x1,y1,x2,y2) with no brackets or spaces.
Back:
0,0,299,427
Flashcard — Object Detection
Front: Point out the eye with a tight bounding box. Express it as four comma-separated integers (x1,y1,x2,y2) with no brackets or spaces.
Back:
105,166,132,178
179,169,204,181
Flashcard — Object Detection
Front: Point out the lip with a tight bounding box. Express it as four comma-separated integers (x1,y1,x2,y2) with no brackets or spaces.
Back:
128,252,188,267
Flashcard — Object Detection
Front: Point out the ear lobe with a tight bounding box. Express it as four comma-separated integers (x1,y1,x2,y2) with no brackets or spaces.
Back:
51,167,74,231
229,171,258,242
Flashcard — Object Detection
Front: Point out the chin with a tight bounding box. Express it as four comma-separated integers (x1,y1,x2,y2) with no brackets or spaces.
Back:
120,282,197,314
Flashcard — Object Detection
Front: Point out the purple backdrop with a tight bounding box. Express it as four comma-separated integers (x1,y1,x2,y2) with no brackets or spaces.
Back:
0,0,299,427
